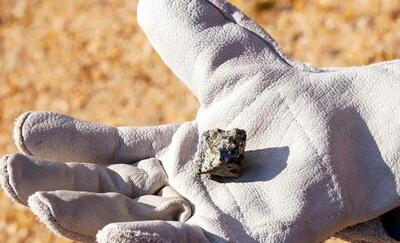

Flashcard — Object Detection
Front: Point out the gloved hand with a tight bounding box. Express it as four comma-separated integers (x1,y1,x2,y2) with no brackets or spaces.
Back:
2,0,400,242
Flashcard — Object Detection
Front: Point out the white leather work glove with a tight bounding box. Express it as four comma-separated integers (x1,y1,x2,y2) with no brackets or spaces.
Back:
1,0,400,242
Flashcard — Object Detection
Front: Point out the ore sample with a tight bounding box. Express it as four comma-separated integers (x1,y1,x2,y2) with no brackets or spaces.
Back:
198,128,246,178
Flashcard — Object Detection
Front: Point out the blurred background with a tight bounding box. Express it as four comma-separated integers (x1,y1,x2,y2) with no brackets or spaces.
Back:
0,0,399,242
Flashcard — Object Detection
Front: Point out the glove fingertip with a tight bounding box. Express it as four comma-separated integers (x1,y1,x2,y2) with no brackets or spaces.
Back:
13,111,34,156
28,192,95,243
97,223,164,243
0,154,25,205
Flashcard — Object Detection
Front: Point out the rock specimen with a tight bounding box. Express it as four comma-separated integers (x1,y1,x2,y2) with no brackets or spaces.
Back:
199,128,246,177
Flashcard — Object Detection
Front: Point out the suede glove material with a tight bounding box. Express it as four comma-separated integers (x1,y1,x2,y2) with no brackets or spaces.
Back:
1,0,400,242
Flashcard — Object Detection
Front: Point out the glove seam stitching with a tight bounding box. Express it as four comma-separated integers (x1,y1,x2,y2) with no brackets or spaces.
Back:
219,70,293,124
206,66,291,106
275,90,346,225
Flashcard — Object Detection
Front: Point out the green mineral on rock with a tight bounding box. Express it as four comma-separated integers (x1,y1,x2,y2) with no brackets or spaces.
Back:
199,128,246,178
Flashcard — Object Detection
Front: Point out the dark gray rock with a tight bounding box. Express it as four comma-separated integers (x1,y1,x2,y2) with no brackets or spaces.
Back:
198,128,246,177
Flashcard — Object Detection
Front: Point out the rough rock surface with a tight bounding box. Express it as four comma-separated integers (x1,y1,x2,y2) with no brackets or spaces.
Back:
199,128,246,178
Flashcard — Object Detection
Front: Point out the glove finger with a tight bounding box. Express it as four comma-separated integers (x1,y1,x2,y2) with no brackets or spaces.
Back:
14,111,179,164
0,154,167,205
334,217,397,243
137,0,296,104
97,221,209,243
27,187,191,242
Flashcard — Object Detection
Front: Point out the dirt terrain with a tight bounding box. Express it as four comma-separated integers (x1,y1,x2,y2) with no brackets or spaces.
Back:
0,0,399,242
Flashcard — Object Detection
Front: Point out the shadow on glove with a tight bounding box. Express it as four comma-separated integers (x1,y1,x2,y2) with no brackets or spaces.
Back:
330,107,399,242
211,146,289,183
381,207,400,241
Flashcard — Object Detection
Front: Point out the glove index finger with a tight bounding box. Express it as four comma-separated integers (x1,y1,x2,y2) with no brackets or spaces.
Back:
13,111,180,164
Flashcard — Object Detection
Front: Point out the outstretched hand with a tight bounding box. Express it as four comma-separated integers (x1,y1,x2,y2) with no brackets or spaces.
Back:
1,0,400,242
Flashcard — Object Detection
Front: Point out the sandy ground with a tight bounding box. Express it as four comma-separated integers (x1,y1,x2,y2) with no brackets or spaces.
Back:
0,0,399,242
